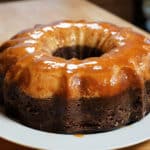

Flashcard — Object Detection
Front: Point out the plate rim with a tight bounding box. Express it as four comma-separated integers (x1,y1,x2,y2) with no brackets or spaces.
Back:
0,107,150,150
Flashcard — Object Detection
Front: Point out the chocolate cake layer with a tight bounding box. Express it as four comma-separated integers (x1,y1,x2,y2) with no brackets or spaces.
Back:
4,81,149,134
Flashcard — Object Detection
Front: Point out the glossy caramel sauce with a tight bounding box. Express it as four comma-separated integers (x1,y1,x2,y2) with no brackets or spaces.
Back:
1,20,150,99
74,134,84,138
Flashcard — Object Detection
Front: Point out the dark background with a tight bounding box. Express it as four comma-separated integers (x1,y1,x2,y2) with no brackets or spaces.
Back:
89,0,150,32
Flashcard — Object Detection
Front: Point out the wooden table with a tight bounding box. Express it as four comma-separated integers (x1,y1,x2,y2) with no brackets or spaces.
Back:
0,0,149,149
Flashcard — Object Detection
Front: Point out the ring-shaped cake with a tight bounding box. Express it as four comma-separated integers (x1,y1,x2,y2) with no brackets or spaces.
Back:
0,20,150,133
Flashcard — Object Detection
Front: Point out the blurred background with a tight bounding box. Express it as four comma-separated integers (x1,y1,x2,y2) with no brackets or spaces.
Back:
0,0,150,32
89,0,150,32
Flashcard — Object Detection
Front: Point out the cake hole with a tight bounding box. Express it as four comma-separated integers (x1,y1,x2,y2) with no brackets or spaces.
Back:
52,45,104,60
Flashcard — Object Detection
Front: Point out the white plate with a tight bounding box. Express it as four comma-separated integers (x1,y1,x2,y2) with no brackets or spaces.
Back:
0,106,150,150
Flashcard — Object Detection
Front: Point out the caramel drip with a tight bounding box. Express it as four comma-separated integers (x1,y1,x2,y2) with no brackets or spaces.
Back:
1,20,150,99
74,134,84,138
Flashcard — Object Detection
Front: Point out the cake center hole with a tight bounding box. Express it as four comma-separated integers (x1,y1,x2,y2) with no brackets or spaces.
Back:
52,46,104,60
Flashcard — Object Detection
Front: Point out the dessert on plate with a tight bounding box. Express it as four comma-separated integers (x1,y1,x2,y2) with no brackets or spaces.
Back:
0,20,149,133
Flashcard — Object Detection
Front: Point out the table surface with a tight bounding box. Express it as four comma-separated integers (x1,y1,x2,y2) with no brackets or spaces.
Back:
0,0,149,149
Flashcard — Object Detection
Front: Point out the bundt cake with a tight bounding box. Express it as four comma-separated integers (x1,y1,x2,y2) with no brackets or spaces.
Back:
0,20,150,133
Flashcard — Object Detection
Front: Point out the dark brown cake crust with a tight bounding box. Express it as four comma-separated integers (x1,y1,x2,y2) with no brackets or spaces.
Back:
0,74,4,104
145,81,150,112
4,81,150,134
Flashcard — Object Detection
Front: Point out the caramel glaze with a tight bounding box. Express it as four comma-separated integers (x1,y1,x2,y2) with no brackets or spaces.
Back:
74,134,84,138
0,20,150,101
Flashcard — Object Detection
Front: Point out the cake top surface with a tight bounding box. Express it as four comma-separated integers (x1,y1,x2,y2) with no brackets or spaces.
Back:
1,21,150,99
